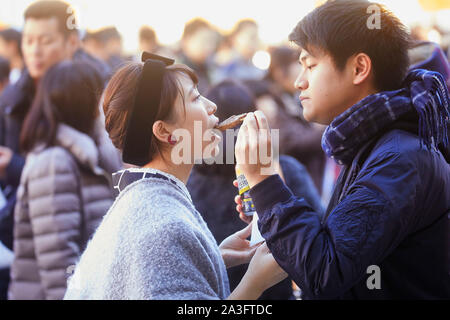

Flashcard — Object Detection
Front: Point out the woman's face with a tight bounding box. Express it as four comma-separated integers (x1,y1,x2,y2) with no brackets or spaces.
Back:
170,72,221,163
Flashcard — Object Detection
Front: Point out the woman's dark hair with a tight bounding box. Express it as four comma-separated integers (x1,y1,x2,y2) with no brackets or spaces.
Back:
20,61,103,152
197,80,256,176
102,61,198,161
289,0,410,91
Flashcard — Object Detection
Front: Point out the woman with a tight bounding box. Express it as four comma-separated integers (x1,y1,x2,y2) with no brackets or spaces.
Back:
187,80,324,300
64,53,286,300
9,61,121,300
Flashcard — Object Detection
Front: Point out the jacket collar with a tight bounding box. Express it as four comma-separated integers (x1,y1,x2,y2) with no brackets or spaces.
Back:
32,120,118,178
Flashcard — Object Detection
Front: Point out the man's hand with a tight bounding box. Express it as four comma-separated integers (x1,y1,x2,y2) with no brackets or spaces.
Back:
219,223,261,268
234,111,276,188
0,146,13,179
233,159,285,225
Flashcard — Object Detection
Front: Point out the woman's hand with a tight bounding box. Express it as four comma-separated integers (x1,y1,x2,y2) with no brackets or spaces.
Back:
219,223,261,269
228,242,288,300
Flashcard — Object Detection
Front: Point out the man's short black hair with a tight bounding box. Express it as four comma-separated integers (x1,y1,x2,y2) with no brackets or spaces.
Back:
289,0,410,91
24,0,78,37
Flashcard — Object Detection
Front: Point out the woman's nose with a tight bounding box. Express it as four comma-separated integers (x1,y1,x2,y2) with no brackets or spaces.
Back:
206,99,217,115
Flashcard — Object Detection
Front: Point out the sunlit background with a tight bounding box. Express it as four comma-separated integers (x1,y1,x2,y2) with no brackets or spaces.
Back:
1,0,450,55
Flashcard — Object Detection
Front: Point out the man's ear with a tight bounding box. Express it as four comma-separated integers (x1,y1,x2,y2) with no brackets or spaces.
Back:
352,53,372,86
152,120,171,144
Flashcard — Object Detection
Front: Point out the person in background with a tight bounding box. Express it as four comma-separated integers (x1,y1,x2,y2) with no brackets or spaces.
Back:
409,40,450,89
9,61,120,300
0,28,23,85
0,56,12,300
139,26,160,54
187,80,324,300
178,18,220,94
216,19,265,82
82,27,127,72
137,25,176,61
0,57,10,94
0,0,115,300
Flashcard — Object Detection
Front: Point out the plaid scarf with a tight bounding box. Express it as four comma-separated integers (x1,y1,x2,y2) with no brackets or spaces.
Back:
322,69,450,165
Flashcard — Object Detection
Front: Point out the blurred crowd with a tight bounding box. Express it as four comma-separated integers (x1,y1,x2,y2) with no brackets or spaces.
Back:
0,0,449,300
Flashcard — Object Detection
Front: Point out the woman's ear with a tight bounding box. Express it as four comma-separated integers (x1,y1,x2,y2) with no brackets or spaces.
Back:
352,53,373,86
152,120,172,144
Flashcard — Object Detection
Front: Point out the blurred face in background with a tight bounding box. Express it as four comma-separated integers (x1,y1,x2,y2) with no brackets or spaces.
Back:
273,61,303,95
182,27,218,65
0,38,16,61
233,25,260,61
22,17,77,80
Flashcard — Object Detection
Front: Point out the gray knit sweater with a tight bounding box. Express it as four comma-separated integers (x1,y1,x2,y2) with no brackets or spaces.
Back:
64,168,230,300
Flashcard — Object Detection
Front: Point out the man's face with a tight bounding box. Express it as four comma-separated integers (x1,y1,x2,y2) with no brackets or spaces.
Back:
295,48,356,125
22,17,73,79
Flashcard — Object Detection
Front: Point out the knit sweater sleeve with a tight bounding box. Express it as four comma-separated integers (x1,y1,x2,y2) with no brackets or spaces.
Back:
133,213,223,300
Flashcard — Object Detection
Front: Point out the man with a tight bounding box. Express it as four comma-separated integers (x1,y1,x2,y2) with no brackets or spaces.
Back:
0,0,110,299
234,0,449,299
0,28,23,85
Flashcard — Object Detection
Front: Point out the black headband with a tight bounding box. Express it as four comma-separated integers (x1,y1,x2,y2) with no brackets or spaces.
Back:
122,52,175,166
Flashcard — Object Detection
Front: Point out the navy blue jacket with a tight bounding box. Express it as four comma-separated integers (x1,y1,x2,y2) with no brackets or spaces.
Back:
250,127,450,299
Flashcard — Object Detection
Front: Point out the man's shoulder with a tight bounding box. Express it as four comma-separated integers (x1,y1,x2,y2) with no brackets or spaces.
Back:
371,129,433,160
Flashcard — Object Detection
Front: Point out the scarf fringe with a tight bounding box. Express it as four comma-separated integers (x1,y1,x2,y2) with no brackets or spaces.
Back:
415,75,450,150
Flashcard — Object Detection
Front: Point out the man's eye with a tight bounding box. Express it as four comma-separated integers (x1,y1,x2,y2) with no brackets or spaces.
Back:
194,94,201,101
307,65,316,70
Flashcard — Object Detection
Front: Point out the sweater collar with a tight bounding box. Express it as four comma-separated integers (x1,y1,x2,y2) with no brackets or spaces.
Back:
113,167,192,203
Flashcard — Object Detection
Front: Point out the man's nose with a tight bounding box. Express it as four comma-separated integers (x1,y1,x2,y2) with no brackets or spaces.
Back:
294,73,308,91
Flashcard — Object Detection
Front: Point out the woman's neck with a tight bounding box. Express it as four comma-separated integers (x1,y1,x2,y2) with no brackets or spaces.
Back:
142,156,193,185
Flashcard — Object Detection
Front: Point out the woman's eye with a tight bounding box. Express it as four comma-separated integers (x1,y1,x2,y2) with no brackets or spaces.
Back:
194,94,201,101
307,65,316,70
